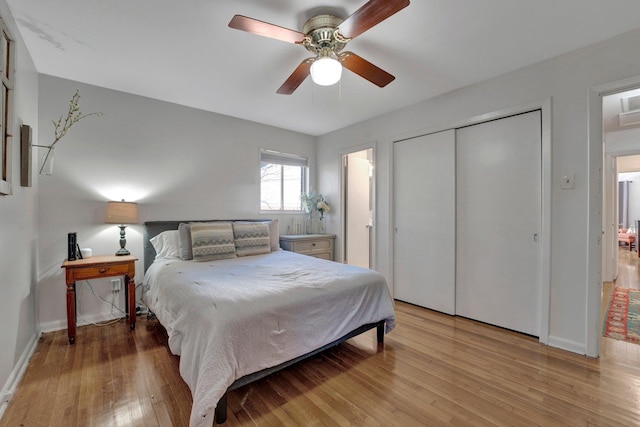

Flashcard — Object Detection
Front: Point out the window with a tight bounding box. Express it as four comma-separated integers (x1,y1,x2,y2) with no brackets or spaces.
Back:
0,17,14,196
260,150,308,211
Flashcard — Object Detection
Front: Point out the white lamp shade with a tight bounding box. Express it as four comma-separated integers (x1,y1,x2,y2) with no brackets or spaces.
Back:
104,200,139,224
310,57,342,86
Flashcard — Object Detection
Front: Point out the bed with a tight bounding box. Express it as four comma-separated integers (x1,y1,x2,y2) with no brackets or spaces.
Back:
142,220,396,426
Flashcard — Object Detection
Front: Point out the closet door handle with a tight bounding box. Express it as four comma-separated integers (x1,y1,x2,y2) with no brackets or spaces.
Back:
533,233,538,242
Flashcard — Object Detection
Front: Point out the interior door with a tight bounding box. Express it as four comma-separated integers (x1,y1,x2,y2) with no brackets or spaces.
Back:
456,111,542,336
393,130,456,314
345,151,372,268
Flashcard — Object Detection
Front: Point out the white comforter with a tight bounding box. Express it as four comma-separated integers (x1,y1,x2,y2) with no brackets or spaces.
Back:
142,250,396,427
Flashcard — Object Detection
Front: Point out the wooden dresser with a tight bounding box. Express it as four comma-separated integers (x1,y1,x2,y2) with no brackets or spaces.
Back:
279,234,335,261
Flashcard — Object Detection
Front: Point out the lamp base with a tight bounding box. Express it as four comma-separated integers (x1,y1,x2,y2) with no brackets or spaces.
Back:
115,248,130,256
115,224,130,256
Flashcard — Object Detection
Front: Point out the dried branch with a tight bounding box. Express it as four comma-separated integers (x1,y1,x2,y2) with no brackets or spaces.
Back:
49,89,103,149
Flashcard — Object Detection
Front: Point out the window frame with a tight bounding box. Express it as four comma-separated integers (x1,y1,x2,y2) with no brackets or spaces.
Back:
0,16,14,196
260,149,308,212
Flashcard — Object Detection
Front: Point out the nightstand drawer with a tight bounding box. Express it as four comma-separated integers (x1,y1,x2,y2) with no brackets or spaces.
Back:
292,239,332,253
61,255,138,344
310,252,332,260
70,263,130,281
279,234,336,261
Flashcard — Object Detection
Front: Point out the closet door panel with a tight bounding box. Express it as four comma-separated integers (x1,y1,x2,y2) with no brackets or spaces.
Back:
456,111,542,336
393,130,455,314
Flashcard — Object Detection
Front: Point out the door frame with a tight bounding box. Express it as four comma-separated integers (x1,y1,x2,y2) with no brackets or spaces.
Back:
588,75,640,357
602,153,618,283
390,98,551,345
340,142,377,267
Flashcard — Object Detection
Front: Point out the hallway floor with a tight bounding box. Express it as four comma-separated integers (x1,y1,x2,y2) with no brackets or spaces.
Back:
601,247,640,364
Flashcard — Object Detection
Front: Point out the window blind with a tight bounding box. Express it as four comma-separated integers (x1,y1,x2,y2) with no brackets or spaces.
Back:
260,150,308,167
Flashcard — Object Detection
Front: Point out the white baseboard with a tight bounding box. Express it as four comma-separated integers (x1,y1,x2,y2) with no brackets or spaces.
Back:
40,312,126,334
548,335,586,355
39,319,67,334
76,312,126,326
0,330,41,420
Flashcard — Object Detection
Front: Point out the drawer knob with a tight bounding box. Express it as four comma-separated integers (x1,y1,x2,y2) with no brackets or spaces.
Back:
99,268,107,273
312,243,316,246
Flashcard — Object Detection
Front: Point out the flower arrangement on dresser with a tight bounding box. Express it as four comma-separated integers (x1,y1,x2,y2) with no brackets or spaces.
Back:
317,199,330,219
300,191,330,233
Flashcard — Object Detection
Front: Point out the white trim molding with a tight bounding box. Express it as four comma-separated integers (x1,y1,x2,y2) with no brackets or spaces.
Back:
0,330,41,419
587,74,640,358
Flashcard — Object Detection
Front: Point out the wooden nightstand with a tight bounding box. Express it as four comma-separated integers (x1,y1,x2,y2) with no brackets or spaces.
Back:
61,255,137,344
279,234,336,261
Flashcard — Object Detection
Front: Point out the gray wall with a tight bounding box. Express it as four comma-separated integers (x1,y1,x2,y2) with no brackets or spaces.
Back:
6,10,640,405
36,75,316,331
0,0,39,410
627,179,640,227
317,27,640,355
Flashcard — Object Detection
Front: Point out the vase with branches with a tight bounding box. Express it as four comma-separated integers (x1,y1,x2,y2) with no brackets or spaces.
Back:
35,89,103,174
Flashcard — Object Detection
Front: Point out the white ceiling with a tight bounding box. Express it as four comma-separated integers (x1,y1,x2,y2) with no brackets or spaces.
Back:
8,0,640,136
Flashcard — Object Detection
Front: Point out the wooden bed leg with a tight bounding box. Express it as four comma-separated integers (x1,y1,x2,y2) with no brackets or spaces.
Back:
377,321,385,345
214,393,228,424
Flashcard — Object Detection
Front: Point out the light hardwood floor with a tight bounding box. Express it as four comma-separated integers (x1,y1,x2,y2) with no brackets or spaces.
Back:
3,298,640,426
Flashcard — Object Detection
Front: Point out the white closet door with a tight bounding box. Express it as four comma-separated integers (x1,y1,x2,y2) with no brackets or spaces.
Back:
456,111,542,336
394,130,455,314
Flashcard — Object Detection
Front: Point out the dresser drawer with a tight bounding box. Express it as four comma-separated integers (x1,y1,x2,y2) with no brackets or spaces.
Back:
310,252,333,260
292,239,332,253
70,263,130,281
279,234,336,261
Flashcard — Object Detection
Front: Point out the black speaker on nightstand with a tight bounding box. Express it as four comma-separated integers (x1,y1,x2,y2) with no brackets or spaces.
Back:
67,232,77,261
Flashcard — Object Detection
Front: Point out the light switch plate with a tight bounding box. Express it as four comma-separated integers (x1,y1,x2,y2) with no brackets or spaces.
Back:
561,173,575,189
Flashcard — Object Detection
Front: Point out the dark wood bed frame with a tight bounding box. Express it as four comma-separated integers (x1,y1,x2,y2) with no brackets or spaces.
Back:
143,220,386,425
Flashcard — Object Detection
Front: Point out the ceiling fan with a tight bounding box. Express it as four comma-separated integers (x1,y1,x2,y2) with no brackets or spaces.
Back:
228,0,410,95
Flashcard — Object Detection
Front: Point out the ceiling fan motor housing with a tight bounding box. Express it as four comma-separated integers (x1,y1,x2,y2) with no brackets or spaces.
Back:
302,15,347,55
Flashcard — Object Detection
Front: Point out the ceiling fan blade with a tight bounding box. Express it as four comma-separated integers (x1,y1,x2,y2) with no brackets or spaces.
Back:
338,0,410,40
340,52,395,87
229,15,306,44
277,59,313,95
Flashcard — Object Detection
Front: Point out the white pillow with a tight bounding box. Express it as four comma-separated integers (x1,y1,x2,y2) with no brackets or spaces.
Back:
150,230,180,260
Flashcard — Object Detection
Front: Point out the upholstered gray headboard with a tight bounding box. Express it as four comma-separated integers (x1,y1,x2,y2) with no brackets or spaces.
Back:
143,219,270,273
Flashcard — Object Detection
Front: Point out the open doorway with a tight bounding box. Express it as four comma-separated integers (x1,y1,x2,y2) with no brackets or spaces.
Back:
601,88,640,358
342,148,373,268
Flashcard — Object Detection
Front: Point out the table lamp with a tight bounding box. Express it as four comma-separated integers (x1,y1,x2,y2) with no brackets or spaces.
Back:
104,199,139,256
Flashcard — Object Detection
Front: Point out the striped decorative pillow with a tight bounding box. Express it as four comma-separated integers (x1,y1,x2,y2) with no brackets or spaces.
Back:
190,222,236,262
234,219,280,251
232,222,271,257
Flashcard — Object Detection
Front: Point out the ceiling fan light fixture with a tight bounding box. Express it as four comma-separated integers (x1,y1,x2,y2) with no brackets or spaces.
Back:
310,56,342,86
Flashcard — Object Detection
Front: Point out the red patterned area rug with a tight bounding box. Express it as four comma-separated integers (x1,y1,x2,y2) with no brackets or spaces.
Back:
603,287,640,344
